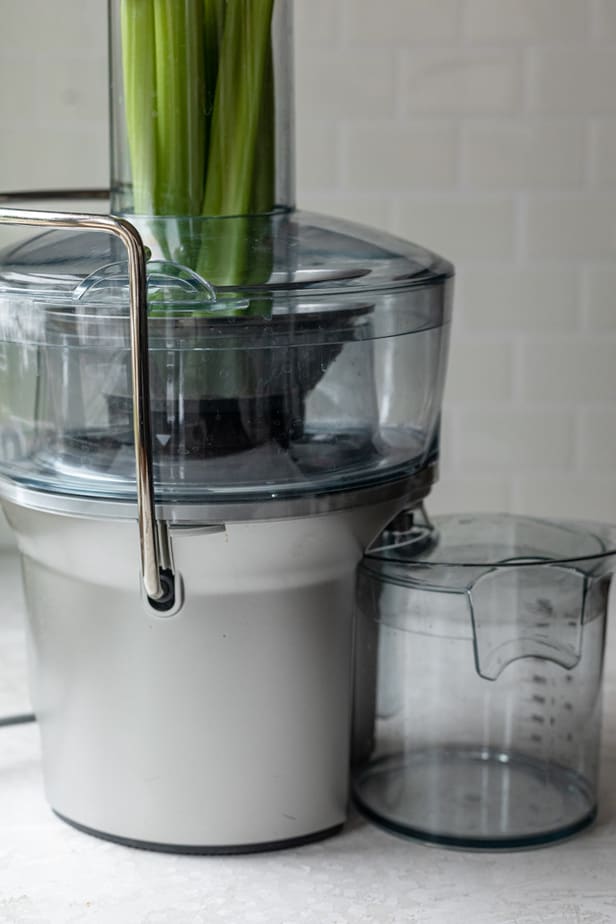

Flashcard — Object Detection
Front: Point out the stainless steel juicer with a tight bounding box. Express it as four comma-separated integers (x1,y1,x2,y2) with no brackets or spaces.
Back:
0,0,453,852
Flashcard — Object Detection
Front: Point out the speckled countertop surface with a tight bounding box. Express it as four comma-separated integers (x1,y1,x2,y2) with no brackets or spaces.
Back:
1,552,616,924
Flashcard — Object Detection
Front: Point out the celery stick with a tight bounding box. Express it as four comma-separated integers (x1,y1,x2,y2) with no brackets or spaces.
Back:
201,0,274,217
198,0,274,287
153,0,206,218
203,0,226,124
120,0,157,214
122,0,276,308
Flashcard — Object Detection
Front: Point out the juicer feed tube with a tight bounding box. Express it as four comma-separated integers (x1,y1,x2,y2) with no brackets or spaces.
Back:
0,193,168,606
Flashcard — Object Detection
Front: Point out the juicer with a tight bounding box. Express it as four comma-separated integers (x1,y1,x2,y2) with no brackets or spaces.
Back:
0,0,452,852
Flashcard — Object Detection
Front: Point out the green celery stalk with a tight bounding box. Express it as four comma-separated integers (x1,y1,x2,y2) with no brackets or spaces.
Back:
120,0,157,214
203,0,226,126
153,0,206,220
201,0,274,216
122,0,275,302
197,0,274,285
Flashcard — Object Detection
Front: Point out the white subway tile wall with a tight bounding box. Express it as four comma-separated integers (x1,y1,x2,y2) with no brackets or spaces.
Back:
0,0,108,190
295,0,616,523
0,0,614,537
463,0,586,42
595,0,616,38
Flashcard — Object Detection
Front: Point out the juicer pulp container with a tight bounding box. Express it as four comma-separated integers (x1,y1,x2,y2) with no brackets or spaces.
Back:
353,513,615,850
0,198,453,850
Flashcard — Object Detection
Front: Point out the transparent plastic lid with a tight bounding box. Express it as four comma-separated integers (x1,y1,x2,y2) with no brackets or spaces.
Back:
361,511,616,684
365,512,616,591
0,210,452,325
0,206,452,505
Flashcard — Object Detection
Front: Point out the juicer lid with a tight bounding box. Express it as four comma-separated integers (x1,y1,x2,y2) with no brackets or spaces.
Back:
0,206,453,317
0,194,451,519
362,511,616,682
364,511,616,588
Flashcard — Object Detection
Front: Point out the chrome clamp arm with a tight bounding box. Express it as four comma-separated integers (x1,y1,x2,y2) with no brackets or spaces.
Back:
0,190,170,606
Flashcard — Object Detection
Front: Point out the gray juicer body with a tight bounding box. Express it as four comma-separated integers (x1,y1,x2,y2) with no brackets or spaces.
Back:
6,494,408,850
0,201,452,850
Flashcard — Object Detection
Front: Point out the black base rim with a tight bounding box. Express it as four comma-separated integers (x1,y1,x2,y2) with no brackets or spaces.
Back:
53,810,344,856
353,796,597,852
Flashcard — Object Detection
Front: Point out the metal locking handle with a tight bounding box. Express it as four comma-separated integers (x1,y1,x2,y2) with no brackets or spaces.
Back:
0,190,170,606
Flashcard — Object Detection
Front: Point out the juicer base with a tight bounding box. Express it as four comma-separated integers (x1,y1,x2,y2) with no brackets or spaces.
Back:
53,811,344,855
6,498,405,850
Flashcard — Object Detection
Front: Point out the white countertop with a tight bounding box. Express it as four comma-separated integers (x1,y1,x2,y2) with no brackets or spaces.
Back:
2,551,616,924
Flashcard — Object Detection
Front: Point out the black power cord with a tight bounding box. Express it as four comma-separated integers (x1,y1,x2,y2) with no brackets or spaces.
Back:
0,712,36,727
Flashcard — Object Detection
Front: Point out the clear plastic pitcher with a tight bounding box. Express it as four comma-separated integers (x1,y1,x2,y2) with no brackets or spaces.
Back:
352,513,616,849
